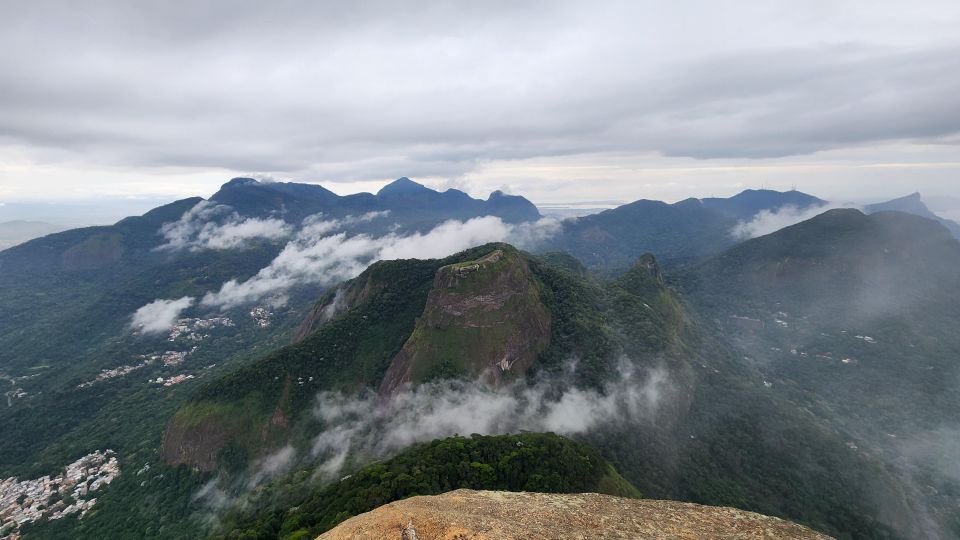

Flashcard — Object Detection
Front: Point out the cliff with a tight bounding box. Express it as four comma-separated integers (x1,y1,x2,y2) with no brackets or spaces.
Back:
378,247,551,395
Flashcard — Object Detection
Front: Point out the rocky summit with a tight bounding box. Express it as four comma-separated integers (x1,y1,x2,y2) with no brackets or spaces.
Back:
317,489,833,540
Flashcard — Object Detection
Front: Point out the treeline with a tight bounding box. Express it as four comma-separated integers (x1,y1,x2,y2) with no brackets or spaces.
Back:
213,433,638,540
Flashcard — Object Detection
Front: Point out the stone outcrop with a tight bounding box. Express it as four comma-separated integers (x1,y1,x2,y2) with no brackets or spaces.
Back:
317,489,834,540
378,248,551,396
292,275,384,343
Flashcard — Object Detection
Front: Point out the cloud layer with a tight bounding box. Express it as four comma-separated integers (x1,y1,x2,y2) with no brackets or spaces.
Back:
2,1,959,203
193,359,670,524
200,215,560,308
131,296,194,335
731,203,857,239
157,200,292,251
308,361,669,479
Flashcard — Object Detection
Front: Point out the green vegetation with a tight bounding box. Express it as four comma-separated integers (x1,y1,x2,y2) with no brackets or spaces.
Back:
542,189,825,274
161,241,921,539
211,433,639,540
19,461,209,540
13,199,960,540
164,246,524,472
674,209,960,537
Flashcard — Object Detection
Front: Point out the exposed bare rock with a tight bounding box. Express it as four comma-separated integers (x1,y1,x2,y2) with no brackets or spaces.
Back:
293,275,384,343
317,489,833,540
160,415,229,472
378,248,551,396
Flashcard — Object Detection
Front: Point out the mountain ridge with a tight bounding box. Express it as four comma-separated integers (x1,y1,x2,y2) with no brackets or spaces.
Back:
864,191,960,239
161,241,915,538
209,176,541,226
677,207,960,538
6,182,959,539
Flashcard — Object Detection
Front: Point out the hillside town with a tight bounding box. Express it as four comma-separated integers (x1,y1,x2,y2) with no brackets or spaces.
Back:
168,316,234,342
0,450,119,538
161,350,191,367
77,363,146,389
151,374,195,387
249,306,272,327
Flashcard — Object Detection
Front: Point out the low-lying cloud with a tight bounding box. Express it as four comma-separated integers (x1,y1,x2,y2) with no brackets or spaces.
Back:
131,296,194,335
133,211,559,329
157,200,292,252
308,360,670,481
192,359,672,521
731,203,857,239
200,215,560,309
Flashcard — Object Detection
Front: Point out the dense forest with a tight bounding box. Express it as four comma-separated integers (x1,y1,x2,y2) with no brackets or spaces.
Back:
211,433,638,540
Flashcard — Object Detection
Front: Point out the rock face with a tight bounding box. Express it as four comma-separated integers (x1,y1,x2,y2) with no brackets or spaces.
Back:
160,414,229,471
378,248,551,395
317,489,834,540
292,274,384,343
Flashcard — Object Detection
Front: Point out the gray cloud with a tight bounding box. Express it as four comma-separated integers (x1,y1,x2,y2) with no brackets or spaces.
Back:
1,0,959,189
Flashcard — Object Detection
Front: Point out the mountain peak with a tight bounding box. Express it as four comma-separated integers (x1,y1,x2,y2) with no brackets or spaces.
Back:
377,244,550,396
883,191,923,205
634,253,662,280
220,177,260,189
616,252,668,298
863,192,960,239
377,177,433,196
483,190,541,222
699,189,826,221
865,192,930,215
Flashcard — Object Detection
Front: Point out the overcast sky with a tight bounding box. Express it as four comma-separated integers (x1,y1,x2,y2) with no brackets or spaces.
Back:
1,0,959,210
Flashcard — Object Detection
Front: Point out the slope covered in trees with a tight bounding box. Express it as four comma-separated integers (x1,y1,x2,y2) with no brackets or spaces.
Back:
677,209,960,538
157,242,918,539
212,433,639,540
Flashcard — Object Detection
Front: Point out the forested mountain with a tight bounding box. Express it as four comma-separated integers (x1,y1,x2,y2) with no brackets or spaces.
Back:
864,192,960,239
540,189,960,274
0,177,541,533
146,242,918,539
678,208,960,538
5,182,960,540
541,189,825,271
700,188,826,219
211,433,640,539
208,176,540,227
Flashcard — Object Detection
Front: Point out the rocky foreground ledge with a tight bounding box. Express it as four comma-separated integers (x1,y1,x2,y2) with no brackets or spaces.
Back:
317,489,833,539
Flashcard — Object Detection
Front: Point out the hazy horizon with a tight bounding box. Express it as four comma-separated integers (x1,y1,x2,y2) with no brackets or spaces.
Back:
3,177,960,231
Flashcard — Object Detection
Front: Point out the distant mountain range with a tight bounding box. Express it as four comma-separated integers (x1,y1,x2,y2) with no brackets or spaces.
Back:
540,189,827,270
209,176,540,227
864,192,960,238
545,188,960,272
3,178,960,539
